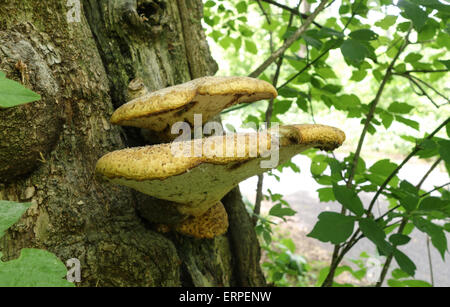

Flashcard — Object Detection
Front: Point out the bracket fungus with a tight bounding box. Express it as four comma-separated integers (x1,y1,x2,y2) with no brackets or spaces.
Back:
110,76,277,139
95,124,345,238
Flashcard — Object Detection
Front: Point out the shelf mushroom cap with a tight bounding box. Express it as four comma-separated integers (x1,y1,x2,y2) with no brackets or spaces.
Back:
110,76,277,132
95,124,345,216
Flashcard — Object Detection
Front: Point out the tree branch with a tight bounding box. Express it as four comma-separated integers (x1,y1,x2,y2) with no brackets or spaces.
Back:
256,0,325,28
248,0,329,78
322,25,412,287
368,117,450,213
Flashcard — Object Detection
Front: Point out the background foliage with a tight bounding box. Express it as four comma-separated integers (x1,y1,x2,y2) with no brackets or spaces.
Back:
204,0,449,286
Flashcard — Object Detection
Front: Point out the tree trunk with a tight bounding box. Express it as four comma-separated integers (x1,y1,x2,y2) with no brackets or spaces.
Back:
0,0,265,287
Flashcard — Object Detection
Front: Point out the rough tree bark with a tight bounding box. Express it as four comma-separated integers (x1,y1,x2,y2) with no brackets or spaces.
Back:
0,0,265,286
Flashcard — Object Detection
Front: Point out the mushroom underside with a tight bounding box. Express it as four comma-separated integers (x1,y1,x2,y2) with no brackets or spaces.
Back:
103,142,314,217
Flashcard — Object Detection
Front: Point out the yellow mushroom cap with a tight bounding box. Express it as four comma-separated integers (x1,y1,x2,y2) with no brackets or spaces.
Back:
175,201,229,239
95,124,345,216
110,76,277,132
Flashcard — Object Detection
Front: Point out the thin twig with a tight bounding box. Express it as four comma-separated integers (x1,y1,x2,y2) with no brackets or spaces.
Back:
397,73,440,108
417,158,442,190
376,217,408,287
419,182,450,198
278,0,361,91
253,5,298,224
427,236,434,286
405,69,449,74
256,0,324,28
409,74,450,103
248,0,329,78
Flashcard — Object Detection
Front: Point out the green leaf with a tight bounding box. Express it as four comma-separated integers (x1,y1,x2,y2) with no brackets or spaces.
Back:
380,112,394,129
235,1,247,14
0,200,31,237
340,39,369,66
296,96,308,112
332,185,365,216
419,197,449,212
393,249,416,276
417,139,439,158
244,40,257,54
303,34,323,49
269,204,296,220
272,100,292,116
398,0,428,31
400,195,419,212
410,0,450,13
389,234,411,246
278,86,298,98
395,115,419,130
350,70,367,81
204,0,215,8
388,102,414,114
404,53,423,63
375,15,398,30
369,159,397,175
0,71,5,78
438,139,450,164
316,67,337,79
349,29,379,41
318,187,335,202
307,212,355,245
0,249,74,287
359,218,393,255
0,78,41,108
311,160,328,176
413,217,447,259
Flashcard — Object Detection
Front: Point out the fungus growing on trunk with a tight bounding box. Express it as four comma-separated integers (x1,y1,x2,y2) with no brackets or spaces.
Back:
110,76,278,139
95,124,345,238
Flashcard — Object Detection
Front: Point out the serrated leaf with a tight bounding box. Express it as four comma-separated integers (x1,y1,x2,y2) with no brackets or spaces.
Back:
307,212,355,245
0,78,41,108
